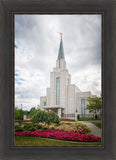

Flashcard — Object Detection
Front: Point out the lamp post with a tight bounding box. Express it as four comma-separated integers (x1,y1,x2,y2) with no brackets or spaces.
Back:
21,104,22,110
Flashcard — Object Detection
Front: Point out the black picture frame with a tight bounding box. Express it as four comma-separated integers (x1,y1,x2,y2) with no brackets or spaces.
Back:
0,0,116,160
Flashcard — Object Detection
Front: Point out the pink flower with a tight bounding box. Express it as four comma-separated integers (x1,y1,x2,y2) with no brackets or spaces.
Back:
15,129,101,142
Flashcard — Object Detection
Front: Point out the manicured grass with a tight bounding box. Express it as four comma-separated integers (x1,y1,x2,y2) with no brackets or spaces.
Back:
74,122,87,126
15,136,101,146
81,120,102,122
79,118,101,121
95,123,102,128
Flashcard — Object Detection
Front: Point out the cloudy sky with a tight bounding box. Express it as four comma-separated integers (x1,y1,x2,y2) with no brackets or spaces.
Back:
15,14,101,111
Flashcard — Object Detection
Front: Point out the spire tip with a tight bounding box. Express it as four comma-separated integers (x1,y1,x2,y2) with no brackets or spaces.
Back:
59,32,63,39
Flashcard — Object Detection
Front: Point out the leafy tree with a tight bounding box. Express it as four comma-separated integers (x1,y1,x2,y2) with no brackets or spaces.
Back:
45,111,60,127
29,107,39,118
15,107,20,120
18,109,24,120
15,107,29,120
86,97,102,119
31,110,47,124
23,110,29,116
31,110,60,127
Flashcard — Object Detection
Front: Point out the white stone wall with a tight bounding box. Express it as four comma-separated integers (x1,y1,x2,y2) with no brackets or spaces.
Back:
75,85,81,93
40,57,97,118
76,91,95,115
56,59,66,69
46,88,50,106
65,84,81,115
49,63,71,111
60,59,66,68
59,70,67,108
40,96,47,107
50,71,56,106
67,84,75,114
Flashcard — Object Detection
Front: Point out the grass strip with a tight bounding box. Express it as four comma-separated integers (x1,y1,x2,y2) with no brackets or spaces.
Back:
15,136,101,146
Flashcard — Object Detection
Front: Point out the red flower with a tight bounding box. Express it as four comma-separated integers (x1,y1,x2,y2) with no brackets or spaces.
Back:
15,129,101,142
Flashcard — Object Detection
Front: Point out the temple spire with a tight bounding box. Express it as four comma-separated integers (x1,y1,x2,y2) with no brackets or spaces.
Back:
57,33,65,60
59,32,63,39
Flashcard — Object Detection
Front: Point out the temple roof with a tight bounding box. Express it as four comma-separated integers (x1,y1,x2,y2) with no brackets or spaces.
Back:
57,38,65,60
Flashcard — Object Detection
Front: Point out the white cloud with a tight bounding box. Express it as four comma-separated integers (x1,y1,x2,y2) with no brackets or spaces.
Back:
15,15,101,110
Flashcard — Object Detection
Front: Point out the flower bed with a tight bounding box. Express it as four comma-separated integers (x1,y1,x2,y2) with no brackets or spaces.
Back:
15,120,30,122
15,129,101,142
55,124,90,134
49,122,90,134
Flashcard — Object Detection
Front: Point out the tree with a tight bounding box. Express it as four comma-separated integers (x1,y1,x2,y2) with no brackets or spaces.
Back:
15,107,30,120
31,110,60,127
29,107,39,118
45,111,60,127
86,97,102,119
31,110,47,124
15,107,20,120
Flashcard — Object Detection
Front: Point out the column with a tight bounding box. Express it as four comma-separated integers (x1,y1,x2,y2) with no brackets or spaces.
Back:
58,108,61,118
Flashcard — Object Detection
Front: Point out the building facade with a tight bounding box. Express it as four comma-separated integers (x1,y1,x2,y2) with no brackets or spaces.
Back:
40,35,96,119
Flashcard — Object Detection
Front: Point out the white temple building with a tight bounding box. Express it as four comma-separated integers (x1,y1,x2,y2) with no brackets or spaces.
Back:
40,34,96,119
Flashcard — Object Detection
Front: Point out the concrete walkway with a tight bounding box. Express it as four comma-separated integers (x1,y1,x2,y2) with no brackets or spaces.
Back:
78,121,102,137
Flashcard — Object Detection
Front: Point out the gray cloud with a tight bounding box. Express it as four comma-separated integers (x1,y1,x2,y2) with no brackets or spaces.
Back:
15,15,101,110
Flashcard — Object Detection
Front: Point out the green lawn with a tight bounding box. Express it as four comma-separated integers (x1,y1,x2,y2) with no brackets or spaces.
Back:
15,136,101,146
95,123,102,128
78,118,101,122
80,120,102,123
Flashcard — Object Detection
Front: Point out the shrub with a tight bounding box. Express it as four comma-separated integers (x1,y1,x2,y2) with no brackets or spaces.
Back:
31,110,60,127
27,127,36,131
56,124,77,132
55,123,90,134
51,127,55,130
42,126,48,130
95,114,98,120
75,124,90,134
15,126,24,132
77,114,80,120
29,107,39,118
46,111,60,126
65,123,72,125
33,124,39,128
72,119,75,122
20,122,27,125
24,123,33,130
29,122,32,124
31,110,47,124
37,124,43,130
55,123,61,126
23,123,38,131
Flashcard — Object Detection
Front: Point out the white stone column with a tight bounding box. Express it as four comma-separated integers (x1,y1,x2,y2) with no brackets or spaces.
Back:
23,115,27,120
58,108,61,118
